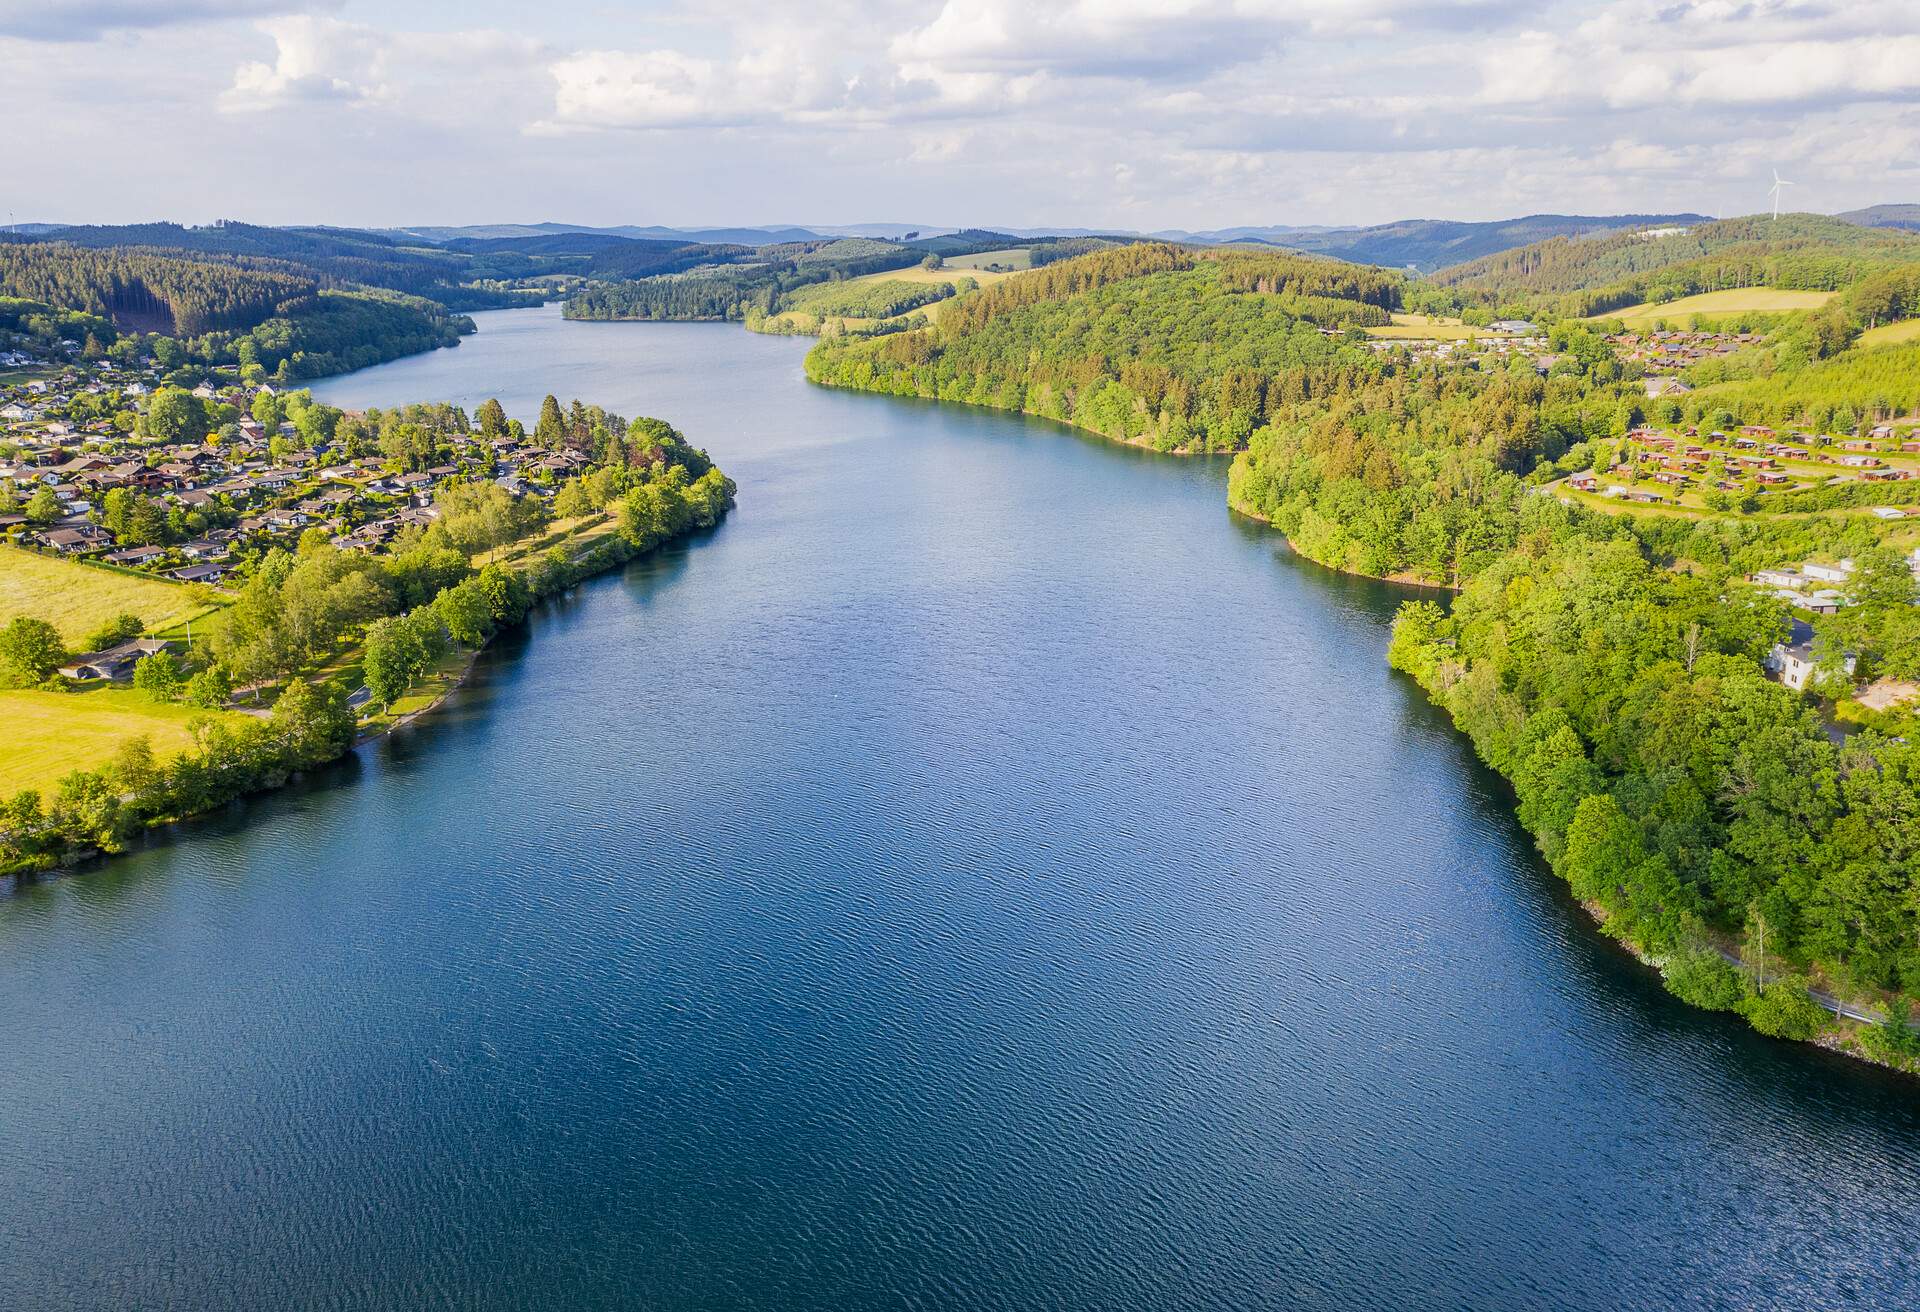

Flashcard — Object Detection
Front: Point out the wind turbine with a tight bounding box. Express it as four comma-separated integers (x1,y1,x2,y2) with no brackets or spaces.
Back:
1769,169,1793,220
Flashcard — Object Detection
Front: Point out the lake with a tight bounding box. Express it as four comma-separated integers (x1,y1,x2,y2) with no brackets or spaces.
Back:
3,306,1916,1310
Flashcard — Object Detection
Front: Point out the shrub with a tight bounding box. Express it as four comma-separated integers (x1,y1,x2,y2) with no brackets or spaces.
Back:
1741,978,1829,1041
1662,947,1746,1012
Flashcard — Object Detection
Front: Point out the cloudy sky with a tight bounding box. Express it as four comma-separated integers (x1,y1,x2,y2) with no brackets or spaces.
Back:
4,0,1915,231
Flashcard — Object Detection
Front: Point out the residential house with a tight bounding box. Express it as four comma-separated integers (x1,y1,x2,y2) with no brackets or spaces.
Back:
57,638,175,682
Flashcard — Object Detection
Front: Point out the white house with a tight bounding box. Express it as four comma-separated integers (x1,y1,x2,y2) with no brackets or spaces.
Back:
1765,621,1855,691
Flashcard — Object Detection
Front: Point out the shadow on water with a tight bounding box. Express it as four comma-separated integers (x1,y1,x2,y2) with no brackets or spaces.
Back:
1,531,720,906
1225,479,1920,1116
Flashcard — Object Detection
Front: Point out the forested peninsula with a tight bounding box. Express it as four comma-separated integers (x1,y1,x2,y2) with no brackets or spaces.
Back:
801,232,1920,1073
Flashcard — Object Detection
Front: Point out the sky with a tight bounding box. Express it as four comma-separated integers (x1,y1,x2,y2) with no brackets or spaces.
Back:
3,0,1917,232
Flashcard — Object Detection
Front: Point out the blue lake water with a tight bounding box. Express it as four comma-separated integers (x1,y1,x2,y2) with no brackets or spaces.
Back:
2,306,1916,1310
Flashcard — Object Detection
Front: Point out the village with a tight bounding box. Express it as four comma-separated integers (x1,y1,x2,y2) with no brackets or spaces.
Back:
0,356,595,589
1563,420,1920,510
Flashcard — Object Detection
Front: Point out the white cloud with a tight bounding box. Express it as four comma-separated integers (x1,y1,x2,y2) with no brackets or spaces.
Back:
9,0,1920,230
223,16,547,115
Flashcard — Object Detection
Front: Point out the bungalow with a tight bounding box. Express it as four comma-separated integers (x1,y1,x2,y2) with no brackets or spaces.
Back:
168,562,230,584
37,524,108,553
1804,560,1855,584
1839,454,1883,468
58,638,175,682
1568,471,1599,492
102,545,167,566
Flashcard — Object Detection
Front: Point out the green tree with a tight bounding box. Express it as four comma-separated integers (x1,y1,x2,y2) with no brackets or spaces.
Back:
362,614,425,710
476,397,509,441
144,386,209,444
534,395,566,449
270,678,356,765
183,664,233,709
24,486,60,525
0,617,65,684
132,649,186,701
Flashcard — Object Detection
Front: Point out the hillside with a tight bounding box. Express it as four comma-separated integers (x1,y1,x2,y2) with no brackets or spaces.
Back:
1170,213,1711,271
11,221,530,311
381,222,825,246
805,244,1397,452
1429,214,1920,318
0,243,471,379
1838,204,1920,232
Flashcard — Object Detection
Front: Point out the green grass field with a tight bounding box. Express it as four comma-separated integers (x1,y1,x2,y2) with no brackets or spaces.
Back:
1858,319,1920,349
1366,313,1485,341
0,545,223,646
0,686,247,796
855,261,1026,288
1596,288,1837,328
942,248,1033,271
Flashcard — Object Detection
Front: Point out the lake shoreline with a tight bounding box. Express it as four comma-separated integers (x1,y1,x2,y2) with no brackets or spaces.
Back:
3,498,734,889
808,347,1912,1080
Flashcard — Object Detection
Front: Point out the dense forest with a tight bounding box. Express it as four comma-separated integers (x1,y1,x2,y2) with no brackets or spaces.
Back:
805,238,1920,1065
1431,215,1920,317
0,241,473,379
563,237,944,322
0,242,316,334
806,245,1398,452
559,234,1118,325
21,222,537,311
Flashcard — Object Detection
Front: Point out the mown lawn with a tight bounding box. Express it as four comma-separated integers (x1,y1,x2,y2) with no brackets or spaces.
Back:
0,545,224,646
0,685,247,796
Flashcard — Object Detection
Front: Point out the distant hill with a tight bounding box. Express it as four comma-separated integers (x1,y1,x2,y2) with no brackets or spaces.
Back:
1839,204,1920,232
1429,212,1920,315
384,222,824,247
1153,214,1713,271
4,220,534,312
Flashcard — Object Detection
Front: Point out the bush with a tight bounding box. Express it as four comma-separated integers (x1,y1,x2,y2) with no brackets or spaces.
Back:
1741,978,1829,1041
1661,947,1746,1012
1859,1003,1920,1069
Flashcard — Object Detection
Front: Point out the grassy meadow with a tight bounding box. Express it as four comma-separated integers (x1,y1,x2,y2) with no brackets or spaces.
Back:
0,686,246,796
1858,319,1920,349
1597,288,1837,328
1365,312,1485,341
0,545,223,646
